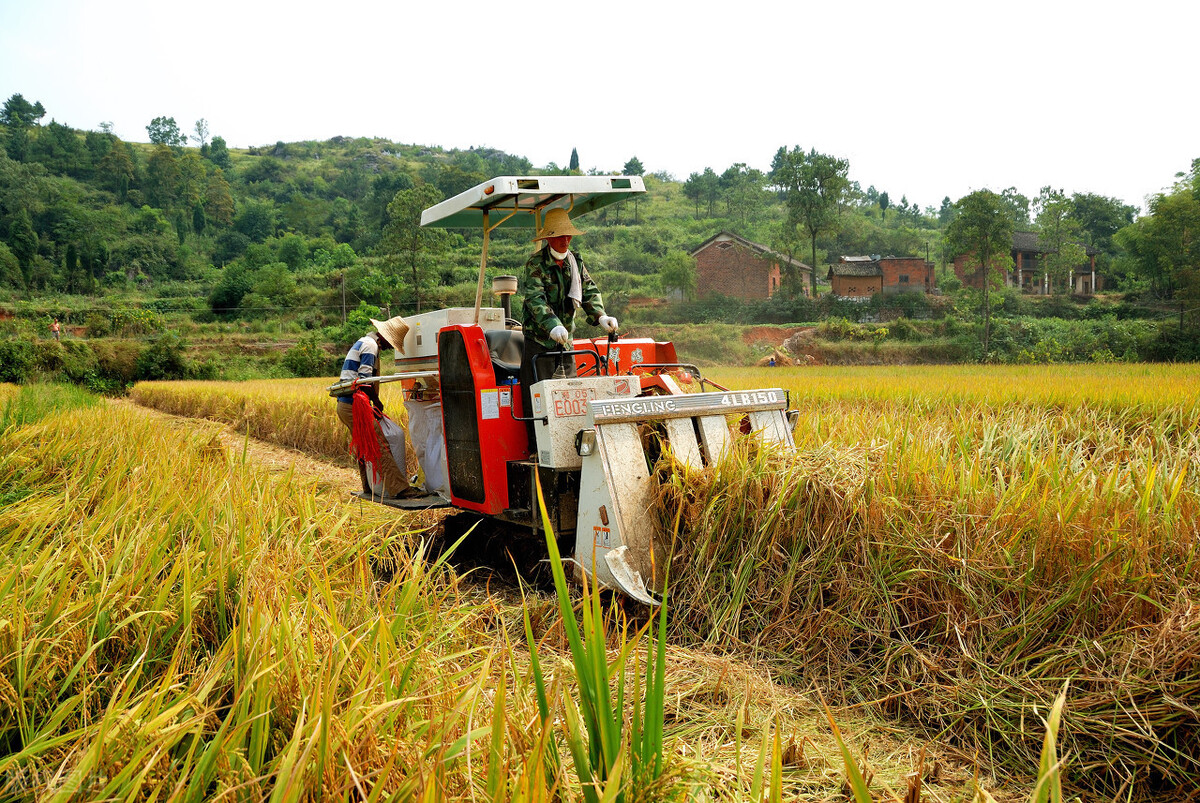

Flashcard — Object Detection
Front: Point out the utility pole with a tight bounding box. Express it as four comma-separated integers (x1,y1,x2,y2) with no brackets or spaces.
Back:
341,272,346,324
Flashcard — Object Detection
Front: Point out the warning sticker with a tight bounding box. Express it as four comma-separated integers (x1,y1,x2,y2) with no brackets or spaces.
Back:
499,388,511,408
480,389,499,420
593,525,614,550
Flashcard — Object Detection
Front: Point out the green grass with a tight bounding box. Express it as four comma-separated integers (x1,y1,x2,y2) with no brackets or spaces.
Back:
0,383,100,433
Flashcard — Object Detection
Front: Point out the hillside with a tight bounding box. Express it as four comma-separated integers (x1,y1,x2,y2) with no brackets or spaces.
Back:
2,92,1194,384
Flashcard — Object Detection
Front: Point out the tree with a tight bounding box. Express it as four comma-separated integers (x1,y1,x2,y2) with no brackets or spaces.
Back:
1116,170,1200,299
682,172,704,217
382,184,449,313
1070,192,1137,255
192,201,206,236
569,147,580,172
0,242,22,289
999,187,1031,225
720,163,767,226
191,118,209,149
659,250,697,301
945,190,1014,357
1,94,46,128
770,145,851,280
1035,187,1087,294
146,116,187,148
276,233,308,270
144,145,180,209
253,262,297,305
622,156,644,176
97,140,135,199
205,168,235,228
207,135,231,169
938,196,955,226
697,167,721,218
6,207,38,285
234,198,277,242
879,191,890,222
177,151,206,211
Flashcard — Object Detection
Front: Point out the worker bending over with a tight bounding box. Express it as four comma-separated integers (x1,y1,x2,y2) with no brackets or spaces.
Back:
519,208,618,436
336,315,415,498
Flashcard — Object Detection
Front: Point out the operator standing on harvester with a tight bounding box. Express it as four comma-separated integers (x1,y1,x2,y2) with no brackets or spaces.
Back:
336,315,415,499
519,208,618,439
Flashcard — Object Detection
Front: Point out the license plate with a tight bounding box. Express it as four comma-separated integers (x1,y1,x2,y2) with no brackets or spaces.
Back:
551,388,595,418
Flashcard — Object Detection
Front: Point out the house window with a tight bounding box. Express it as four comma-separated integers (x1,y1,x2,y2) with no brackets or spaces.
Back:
899,275,909,283
717,242,733,250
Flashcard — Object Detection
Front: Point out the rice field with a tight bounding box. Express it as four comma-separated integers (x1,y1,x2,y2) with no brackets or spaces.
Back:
0,384,997,801
131,379,399,464
15,363,1199,798
676,364,1200,794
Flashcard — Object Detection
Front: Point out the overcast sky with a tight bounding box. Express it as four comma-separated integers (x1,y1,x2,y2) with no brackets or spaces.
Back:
2,0,1195,214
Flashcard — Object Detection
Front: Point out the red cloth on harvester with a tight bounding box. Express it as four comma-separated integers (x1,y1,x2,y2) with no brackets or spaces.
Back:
350,390,380,477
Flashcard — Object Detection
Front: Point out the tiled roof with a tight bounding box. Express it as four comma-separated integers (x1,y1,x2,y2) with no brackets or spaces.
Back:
828,262,882,278
1013,230,1100,256
691,231,812,272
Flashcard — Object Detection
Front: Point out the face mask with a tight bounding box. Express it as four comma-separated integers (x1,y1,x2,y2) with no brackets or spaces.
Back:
549,247,569,260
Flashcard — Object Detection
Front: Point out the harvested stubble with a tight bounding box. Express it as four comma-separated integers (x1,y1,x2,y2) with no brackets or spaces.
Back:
131,378,408,464
0,399,997,800
661,364,1200,796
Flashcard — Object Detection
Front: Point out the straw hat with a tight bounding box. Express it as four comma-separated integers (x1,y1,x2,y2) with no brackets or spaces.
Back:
533,208,584,241
370,315,410,354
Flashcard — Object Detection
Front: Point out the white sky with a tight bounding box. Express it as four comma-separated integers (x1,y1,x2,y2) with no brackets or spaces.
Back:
1,0,1195,214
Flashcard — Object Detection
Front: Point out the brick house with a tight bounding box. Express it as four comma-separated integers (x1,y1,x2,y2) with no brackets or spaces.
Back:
953,231,1102,295
827,255,936,299
690,232,812,299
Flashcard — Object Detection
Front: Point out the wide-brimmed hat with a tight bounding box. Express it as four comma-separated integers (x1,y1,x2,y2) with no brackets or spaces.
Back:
370,315,410,354
533,208,584,241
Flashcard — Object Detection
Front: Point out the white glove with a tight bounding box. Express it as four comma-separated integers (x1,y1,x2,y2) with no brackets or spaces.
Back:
549,325,571,346
598,315,619,333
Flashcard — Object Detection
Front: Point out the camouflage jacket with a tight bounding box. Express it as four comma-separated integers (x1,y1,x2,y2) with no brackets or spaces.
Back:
521,245,606,348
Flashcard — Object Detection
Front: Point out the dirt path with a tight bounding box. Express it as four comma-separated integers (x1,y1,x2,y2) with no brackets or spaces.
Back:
111,398,361,493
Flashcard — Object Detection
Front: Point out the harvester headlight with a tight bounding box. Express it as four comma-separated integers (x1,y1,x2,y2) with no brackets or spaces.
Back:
575,429,597,456
786,409,800,430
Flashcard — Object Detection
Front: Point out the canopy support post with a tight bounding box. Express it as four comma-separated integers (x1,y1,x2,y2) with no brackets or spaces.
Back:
473,210,490,325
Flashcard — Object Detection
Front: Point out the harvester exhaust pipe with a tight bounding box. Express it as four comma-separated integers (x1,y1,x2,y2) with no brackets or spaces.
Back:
493,275,518,327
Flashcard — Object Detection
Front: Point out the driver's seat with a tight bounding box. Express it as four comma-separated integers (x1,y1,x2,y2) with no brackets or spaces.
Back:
484,328,523,383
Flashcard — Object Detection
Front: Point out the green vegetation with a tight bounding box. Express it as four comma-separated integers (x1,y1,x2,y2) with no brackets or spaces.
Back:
1,91,1196,381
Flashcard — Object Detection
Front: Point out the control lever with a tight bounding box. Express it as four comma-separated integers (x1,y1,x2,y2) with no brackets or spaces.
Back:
604,329,619,375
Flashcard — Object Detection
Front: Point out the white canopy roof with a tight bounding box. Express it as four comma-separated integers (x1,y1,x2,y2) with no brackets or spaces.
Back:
420,175,646,230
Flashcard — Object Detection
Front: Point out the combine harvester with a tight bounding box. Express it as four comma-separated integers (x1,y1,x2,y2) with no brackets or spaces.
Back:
330,176,797,603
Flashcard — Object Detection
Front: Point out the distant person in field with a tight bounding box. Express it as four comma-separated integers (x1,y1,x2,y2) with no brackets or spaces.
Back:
336,315,415,498
51,318,61,341
520,208,617,441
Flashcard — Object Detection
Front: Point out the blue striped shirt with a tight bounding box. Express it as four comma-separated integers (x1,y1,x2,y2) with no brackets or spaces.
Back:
338,336,379,403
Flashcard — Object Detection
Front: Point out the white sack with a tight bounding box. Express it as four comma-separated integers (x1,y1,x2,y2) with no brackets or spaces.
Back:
364,416,406,497
405,399,448,498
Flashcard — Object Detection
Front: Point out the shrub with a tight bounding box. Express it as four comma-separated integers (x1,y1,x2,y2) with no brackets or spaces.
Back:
0,341,34,383
60,341,99,382
85,311,112,338
889,318,919,341
32,342,65,373
92,340,142,383
282,332,337,377
137,332,191,380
